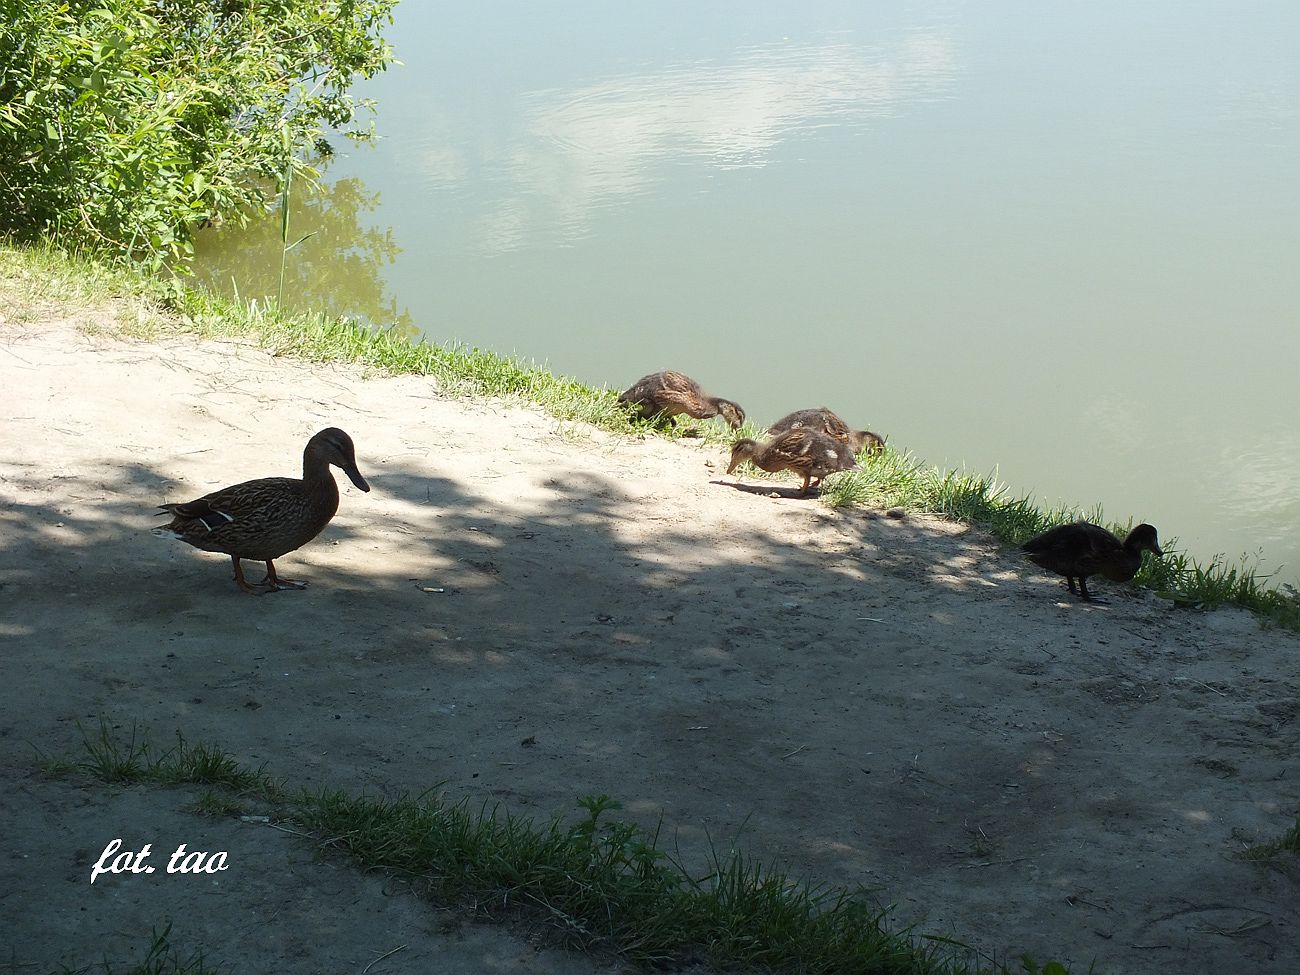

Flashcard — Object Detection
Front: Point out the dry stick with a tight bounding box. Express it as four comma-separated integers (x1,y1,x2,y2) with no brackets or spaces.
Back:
782,744,807,760
1199,916,1272,937
958,856,1028,869
361,944,408,974
259,821,313,838
1119,625,1156,643
1173,676,1226,696
1065,894,1110,911
0,345,35,365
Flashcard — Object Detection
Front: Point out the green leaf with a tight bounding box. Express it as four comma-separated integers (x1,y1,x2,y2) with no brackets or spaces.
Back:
285,231,317,252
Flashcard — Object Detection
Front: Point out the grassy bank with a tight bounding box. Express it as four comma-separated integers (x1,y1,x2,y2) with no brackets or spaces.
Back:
3,241,1297,629
48,723,1067,975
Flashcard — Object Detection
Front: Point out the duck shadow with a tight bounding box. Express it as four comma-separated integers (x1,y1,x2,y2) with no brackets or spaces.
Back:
709,478,819,500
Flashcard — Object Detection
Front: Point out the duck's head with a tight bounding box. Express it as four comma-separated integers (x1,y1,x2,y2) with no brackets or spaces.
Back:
1125,523,1162,557
727,438,760,474
715,399,746,430
309,428,371,492
849,430,886,456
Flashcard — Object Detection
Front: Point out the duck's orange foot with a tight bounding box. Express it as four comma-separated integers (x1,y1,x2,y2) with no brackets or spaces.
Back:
231,557,262,594
258,560,307,592
258,576,307,591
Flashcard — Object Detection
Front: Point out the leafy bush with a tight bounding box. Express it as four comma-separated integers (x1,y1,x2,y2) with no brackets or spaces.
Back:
0,0,396,266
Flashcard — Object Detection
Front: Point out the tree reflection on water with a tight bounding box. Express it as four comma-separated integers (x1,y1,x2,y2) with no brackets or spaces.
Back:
190,175,414,340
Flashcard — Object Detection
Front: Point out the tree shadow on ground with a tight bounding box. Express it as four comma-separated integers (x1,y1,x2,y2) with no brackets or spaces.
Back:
2,441,1297,975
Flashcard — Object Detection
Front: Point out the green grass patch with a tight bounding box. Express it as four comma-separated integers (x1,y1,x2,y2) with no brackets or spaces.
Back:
58,728,1069,974
56,923,228,975
73,721,281,798
1238,817,1300,861
187,790,251,819
4,240,1298,628
0,239,163,322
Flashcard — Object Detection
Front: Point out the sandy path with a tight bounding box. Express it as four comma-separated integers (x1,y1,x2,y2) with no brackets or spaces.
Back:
2,314,1297,973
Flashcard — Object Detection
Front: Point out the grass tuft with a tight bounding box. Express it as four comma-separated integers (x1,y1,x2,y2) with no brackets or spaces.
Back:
154,733,275,794
72,721,282,797
79,721,153,783
56,922,228,975
1238,817,1300,861
187,790,250,819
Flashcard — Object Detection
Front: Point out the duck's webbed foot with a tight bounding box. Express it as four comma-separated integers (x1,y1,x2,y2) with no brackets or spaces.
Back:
258,560,308,592
1077,579,1108,604
230,558,262,595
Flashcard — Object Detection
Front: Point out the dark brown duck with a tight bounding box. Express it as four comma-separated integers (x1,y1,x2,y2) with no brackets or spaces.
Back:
154,427,370,593
1022,522,1162,602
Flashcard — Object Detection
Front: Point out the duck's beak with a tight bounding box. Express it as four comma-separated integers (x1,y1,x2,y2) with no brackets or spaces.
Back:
1152,543,1164,557
344,462,371,493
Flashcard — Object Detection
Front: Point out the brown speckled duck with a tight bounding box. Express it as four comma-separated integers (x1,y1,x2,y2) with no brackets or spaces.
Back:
727,427,860,495
618,370,745,429
1022,522,1162,603
767,407,886,456
154,428,370,593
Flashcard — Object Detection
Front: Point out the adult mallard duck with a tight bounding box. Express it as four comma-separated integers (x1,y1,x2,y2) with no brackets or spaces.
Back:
154,427,370,593
1022,522,1162,603
727,428,859,495
767,407,886,456
618,370,745,429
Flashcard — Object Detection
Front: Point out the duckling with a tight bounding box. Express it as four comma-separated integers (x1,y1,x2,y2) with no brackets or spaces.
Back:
767,407,886,456
727,428,860,495
1022,522,1162,603
618,370,745,429
154,428,370,593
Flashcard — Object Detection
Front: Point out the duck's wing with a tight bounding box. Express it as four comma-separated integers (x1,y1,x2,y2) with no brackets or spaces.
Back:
808,434,859,475
619,371,706,415
159,477,300,532
759,429,822,474
1022,522,1121,576
814,408,851,440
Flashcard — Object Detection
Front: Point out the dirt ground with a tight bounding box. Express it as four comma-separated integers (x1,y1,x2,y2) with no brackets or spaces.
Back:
2,307,1297,974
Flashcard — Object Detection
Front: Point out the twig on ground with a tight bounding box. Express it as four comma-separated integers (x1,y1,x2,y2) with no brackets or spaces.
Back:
361,944,407,974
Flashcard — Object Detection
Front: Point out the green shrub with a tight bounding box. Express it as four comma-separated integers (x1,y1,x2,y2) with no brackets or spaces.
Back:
0,0,396,265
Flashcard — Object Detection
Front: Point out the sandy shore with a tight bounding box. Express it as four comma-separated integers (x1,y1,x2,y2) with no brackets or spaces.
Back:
2,307,1297,973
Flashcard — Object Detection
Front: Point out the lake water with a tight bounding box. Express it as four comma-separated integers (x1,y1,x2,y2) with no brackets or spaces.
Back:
193,1,1300,584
